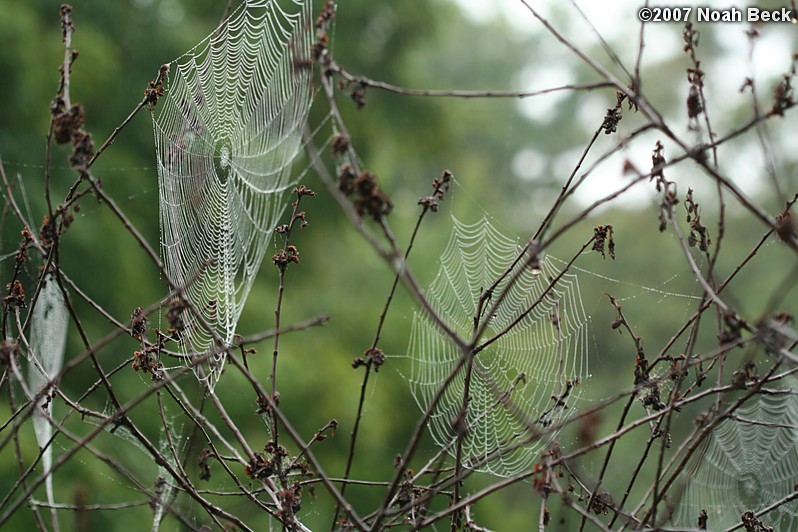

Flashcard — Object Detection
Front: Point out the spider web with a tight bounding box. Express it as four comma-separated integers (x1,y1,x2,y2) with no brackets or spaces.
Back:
27,273,68,520
407,215,590,477
674,376,798,530
152,0,313,387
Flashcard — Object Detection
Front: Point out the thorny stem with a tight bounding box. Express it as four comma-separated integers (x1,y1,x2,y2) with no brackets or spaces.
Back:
633,0,649,87
6,384,49,532
724,487,798,532
580,393,636,532
646,194,797,372
305,129,463,357
44,5,76,240
64,65,168,204
464,118,611,343
635,224,711,527
316,45,466,348
370,342,472,530
538,469,549,532
240,313,329,345
606,398,658,529
668,210,728,313
683,24,730,413
569,0,633,83
59,5,73,109
329,59,613,99
744,35,785,204
533,125,604,242
332,174,447,528
475,238,595,355
161,383,279,513
219,0,236,28
219,348,370,531
270,186,313,460
0,356,251,531
451,348,475,532
153,390,187,526
636,360,783,528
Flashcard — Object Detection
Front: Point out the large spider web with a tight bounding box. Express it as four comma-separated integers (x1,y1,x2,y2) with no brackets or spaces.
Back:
152,0,313,387
408,215,590,477
674,376,798,530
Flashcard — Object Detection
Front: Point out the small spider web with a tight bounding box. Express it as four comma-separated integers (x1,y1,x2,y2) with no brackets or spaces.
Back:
407,214,590,477
673,375,798,530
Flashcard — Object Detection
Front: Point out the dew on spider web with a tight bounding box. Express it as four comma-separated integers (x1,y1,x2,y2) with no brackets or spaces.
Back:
151,0,314,389
406,214,591,477
397,184,716,476
674,375,798,530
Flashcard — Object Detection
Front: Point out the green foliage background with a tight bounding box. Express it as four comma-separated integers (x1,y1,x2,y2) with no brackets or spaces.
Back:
1,1,796,530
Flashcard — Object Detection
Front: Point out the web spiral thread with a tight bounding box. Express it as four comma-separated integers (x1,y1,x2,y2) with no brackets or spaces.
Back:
675,377,798,530
408,216,590,477
152,0,313,388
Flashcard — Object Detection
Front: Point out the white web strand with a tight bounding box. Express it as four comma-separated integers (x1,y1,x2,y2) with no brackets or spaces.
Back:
674,377,798,530
27,273,68,529
408,215,590,477
152,0,313,387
